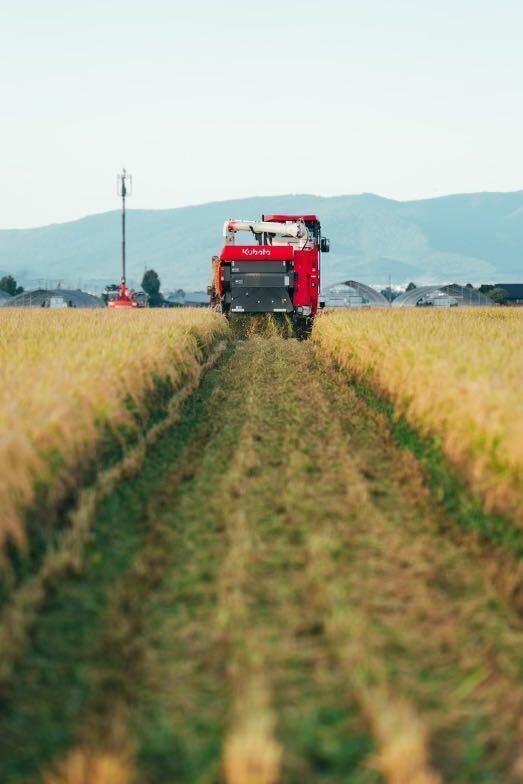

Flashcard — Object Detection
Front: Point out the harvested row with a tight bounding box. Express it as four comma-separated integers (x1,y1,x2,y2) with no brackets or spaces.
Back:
2,336,522,783
0,309,227,556
0,343,239,784
312,308,523,526
0,340,228,690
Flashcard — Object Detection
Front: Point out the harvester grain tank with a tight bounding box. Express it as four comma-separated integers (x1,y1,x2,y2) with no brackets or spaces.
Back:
209,214,329,335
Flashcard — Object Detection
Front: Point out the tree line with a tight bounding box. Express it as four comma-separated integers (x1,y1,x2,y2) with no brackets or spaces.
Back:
0,275,24,296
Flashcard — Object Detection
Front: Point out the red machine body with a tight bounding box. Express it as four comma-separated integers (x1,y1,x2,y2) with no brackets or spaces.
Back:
107,280,142,309
209,214,329,332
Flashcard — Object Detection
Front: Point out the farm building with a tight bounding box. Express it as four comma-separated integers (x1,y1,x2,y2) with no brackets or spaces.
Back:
392,284,495,307
5,289,104,308
495,284,523,306
323,281,389,308
165,291,209,307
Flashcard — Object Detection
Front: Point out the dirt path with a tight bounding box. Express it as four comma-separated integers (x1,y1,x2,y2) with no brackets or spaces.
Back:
1,337,522,784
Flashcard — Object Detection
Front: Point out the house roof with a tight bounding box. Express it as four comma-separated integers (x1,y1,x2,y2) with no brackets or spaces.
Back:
393,284,495,307
6,288,104,308
324,280,389,306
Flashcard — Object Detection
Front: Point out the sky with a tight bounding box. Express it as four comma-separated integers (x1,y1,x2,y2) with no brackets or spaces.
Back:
1,0,523,228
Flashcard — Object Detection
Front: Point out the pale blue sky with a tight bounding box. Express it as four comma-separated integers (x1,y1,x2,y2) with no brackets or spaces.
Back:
1,0,522,227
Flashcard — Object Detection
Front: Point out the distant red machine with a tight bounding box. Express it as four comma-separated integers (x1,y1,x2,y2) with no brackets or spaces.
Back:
209,214,329,334
108,168,145,308
107,279,141,309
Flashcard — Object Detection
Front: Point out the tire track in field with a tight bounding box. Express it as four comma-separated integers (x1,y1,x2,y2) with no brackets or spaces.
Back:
212,338,374,784
216,353,283,784
131,337,374,784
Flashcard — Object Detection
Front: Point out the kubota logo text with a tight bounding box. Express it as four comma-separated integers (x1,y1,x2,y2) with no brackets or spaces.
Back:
241,248,271,257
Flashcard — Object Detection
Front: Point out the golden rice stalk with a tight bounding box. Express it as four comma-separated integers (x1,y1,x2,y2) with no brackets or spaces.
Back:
0,309,227,557
223,676,282,784
42,697,133,784
218,504,282,784
313,309,523,524
307,528,441,784
362,690,441,784
0,340,228,685
216,383,282,784
43,748,131,784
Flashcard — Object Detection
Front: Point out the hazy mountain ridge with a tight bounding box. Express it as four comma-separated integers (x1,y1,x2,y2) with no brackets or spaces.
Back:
0,191,522,291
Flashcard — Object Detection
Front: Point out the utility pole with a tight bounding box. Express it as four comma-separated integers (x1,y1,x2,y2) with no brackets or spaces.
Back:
117,169,132,284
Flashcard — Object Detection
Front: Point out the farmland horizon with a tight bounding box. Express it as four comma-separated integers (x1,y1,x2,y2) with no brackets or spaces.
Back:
1,189,522,291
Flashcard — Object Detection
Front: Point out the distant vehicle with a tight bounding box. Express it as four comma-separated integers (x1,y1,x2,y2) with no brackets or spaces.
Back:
134,291,148,307
107,280,146,309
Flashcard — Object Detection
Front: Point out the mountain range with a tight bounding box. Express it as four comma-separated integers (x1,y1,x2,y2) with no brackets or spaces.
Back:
0,191,522,292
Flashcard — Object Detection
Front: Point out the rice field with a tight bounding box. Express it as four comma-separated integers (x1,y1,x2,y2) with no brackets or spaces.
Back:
313,308,523,526
0,309,522,784
0,308,227,553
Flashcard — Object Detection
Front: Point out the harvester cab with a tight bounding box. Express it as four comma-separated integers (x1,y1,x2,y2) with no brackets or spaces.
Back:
209,214,329,336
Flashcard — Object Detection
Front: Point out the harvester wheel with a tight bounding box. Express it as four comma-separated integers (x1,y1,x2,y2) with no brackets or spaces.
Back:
293,317,312,341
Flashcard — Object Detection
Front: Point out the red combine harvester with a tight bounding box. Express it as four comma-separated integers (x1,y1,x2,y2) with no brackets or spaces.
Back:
209,214,329,336
107,279,141,309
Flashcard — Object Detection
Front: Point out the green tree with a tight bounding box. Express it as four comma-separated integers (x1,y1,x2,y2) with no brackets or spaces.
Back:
0,275,24,296
406,282,417,291
487,286,508,305
380,287,398,302
141,269,163,308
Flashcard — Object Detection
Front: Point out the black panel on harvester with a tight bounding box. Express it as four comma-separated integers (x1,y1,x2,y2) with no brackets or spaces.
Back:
231,261,289,274
229,258,294,312
231,272,294,289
